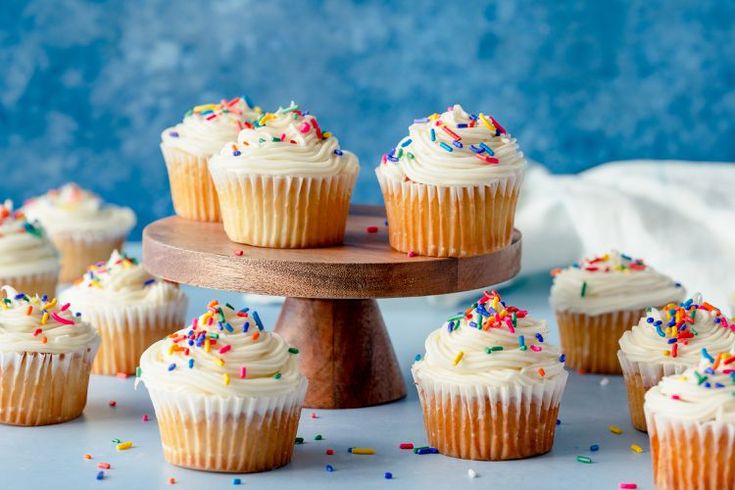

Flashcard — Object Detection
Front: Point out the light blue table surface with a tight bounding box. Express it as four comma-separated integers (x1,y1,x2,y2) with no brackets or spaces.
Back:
0,244,653,490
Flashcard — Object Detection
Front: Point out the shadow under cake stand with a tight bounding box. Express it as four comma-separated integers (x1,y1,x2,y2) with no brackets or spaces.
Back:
142,205,522,409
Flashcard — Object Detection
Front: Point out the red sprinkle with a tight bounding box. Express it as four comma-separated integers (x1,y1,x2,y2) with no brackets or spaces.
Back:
218,345,232,354
366,226,379,233
97,463,111,470
671,394,681,400
142,414,150,422
108,400,117,408
116,372,129,379
399,443,414,450
326,449,334,455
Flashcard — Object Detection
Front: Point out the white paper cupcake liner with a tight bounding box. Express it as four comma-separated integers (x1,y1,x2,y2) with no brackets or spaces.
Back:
145,378,307,472
412,367,568,460
161,143,221,222
376,169,523,257
0,267,59,298
0,339,99,426
646,410,735,489
76,295,188,375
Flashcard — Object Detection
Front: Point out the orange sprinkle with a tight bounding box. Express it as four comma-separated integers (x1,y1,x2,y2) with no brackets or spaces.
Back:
168,477,176,484
83,453,93,460
25,305,32,315
550,267,562,277
41,336,48,344
538,368,546,377
253,331,260,341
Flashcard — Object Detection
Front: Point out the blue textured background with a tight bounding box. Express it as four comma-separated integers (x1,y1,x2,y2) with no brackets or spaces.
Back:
2,0,734,238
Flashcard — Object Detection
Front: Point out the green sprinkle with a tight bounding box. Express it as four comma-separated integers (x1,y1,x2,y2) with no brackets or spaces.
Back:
512,312,517,328
694,371,708,385
295,437,304,444
274,372,282,380
218,307,226,323
491,346,504,352
396,148,403,158
485,347,493,354
520,345,528,351
315,434,323,440
225,303,235,310
288,347,300,354
135,366,142,378
407,152,415,159
576,455,592,464
112,438,121,444
412,446,429,454
580,282,588,297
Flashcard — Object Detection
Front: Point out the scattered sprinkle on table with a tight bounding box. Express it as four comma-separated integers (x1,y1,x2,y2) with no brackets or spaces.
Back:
609,425,623,435
83,453,92,460
97,463,111,470
112,438,121,444
630,443,644,453
96,471,104,481
384,472,393,480
310,412,318,419
576,455,593,464
116,372,129,379
556,419,561,426
600,377,610,386
325,464,334,472
349,447,376,455
116,441,133,451
232,478,242,485
326,449,334,455
414,447,439,455
108,400,116,408
314,434,323,440
141,414,150,422
467,469,477,479
168,477,176,484
295,437,304,445
407,251,417,258
619,484,638,489
399,443,414,450
234,249,244,256
590,444,600,452
366,226,379,233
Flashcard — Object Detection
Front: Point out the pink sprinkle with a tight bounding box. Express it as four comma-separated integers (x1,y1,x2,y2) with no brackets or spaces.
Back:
97,463,111,470
399,443,414,450
671,394,681,400
530,345,542,352
116,372,129,379
206,113,217,120
299,122,311,133
234,249,244,256
50,311,74,325
239,367,247,379
619,484,637,489
60,302,70,311
218,345,232,354
310,412,318,419
192,318,198,329
142,414,150,422
407,251,417,258
280,133,286,141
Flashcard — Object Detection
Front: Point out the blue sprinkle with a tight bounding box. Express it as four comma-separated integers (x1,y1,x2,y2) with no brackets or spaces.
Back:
438,142,453,152
702,348,715,363
655,326,665,337
479,142,495,155
252,311,264,331
456,123,468,128
556,419,561,425
715,317,721,324
715,382,726,388
621,253,632,261
242,321,250,333
169,131,179,138
334,149,343,156
447,321,454,333
400,139,412,147
452,140,463,149
646,317,654,323
325,464,334,472
414,117,429,124
168,363,176,371
416,447,438,455
41,294,48,302
559,354,566,363
705,367,716,375
675,282,682,287
414,354,422,362
96,471,104,480
232,477,242,485
590,444,600,452
704,382,712,388
233,150,241,156
143,278,156,287
244,95,254,108
239,307,250,313
225,323,234,333
188,359,194,369
535,333,544,343
468,321,477,328
469,144,483,153
667,338,677,344
13,293,24,300
187,339,194,346
430,129,436,141
384,472,393,480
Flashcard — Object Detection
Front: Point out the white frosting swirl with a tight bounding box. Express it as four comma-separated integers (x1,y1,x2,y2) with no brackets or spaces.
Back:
376,104,526,186
619,295,735,364
208,101,359,178
139,300,304,397
645,350,735,423
59,250,185,308
23,183,136,238
550,250,685,316
0,285,98,354
0,201,59,277
161,97,261,157
412,291,566,387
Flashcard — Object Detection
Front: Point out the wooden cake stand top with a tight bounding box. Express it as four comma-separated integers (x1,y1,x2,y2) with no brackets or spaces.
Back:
142,205,522,299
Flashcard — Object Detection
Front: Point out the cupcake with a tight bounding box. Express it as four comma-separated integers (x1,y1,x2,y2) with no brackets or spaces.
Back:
0,286,99,425
0,201,59,297
24,183,136,283
376,104,525,257
138,300,307,473
645,349,735,489
412,290,568,460
618,295,735,432
550,251,685,374
161,97,261,222
208,101,359,248
60,250,187,375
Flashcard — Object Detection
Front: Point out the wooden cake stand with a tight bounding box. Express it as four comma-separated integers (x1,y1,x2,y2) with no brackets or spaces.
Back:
142,205,522,409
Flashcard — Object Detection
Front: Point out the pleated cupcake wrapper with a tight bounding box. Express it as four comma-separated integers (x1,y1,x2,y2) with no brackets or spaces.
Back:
50,233,126,283
160,143,221,222
0,339,99,426
375,169,523,257
618,350,688,432
412,368,568,460
81,296,188,375
555,308,648,374
209,166,358,248
646,411,735,490
146,379,307,473
0,268,59,298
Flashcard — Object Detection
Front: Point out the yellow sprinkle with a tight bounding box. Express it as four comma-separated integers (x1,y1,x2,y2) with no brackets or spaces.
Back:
609,425,623,435
205,337,211,353
116,441,133,451
453,351,465,366
254,106,263,113
478,113,496,132
43,298,57,310
193,103,218,112
215,358,225,367
350,448,376,455
168,344,176,355
322,131,332,139
428,113,440,121
223,373,231,385
663,350,670,357
41,312,48,325
630,444,643,454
